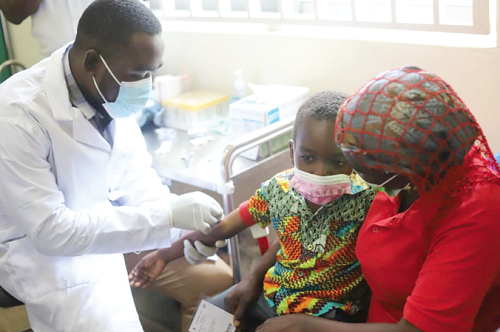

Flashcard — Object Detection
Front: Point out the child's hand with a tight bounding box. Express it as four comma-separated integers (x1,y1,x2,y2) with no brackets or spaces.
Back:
224,275,262,328
128,250,167,288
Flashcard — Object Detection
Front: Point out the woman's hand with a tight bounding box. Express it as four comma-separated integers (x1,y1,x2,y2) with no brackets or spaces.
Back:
224,276,262,328
256,314,312,332
128,250,167,288
257,315,423,332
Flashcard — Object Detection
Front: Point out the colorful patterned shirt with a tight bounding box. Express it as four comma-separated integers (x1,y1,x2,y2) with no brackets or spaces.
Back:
240,169,376,317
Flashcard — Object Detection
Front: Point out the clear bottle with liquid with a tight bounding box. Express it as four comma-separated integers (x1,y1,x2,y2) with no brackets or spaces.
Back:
230,68,248,104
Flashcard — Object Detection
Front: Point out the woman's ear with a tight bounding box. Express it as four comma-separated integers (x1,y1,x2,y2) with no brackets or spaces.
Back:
289,139,295,166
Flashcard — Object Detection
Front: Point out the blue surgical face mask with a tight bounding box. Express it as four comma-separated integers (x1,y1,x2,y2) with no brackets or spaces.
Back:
92,55,152,119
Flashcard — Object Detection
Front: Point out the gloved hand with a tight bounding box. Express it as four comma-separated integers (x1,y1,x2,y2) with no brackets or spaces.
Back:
170,192,223,234
183,239,228,265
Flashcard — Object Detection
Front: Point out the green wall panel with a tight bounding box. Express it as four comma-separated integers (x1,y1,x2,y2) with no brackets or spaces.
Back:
0,15,11,83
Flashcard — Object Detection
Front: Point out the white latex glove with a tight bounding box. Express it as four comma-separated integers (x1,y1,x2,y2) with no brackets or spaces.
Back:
183,239,228,265
170,192,223,234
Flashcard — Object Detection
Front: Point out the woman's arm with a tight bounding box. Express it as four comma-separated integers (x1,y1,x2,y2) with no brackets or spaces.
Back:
258,187,500,332
256,315,421,332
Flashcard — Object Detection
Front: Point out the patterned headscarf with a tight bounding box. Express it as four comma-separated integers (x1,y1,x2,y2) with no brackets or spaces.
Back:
335,66,499,197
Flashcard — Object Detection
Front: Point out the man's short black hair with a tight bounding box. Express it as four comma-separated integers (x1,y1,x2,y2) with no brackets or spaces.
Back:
74,0,162,56
293,90,349,139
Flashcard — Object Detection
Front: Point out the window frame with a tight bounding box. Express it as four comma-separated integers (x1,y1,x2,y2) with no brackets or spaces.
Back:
149,0,492,35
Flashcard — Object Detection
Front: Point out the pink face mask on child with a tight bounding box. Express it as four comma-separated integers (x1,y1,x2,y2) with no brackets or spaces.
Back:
289,168,353,205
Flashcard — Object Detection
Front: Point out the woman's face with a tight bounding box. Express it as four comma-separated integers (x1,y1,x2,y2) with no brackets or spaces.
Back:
336,67,479,193
343,151,412,190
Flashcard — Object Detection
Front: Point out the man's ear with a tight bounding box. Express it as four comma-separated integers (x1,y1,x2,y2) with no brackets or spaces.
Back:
289,139,295,166
82,49,100,75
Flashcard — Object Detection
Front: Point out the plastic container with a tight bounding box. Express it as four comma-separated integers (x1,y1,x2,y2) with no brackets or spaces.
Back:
153,75,183,104
229,84,309,160
230,68,248,103
163,90,230,131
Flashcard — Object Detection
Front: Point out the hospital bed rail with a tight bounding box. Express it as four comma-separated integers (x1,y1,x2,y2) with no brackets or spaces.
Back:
220,117,295,283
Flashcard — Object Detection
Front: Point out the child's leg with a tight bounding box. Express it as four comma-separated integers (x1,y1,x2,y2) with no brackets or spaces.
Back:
320,287,372,323
321,308,360,322
245,291,276,319
206,285,235,310
320,286,372,323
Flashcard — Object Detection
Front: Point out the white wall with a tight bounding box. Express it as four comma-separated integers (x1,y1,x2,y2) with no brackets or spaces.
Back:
6,18,41,68
7,13,500,153
159,29,500,153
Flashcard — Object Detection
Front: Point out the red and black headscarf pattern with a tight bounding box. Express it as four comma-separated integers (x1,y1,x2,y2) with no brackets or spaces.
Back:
335,66,499,219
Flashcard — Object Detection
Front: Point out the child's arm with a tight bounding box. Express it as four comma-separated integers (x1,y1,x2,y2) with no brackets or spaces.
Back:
226,239,280,328
129,209,248,287
158,208,248,262
128,250,167,288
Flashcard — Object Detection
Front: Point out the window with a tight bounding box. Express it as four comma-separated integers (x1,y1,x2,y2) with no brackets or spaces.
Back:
148,0,492,35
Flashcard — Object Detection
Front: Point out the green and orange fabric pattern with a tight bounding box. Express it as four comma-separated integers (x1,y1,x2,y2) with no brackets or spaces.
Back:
239,169,375,317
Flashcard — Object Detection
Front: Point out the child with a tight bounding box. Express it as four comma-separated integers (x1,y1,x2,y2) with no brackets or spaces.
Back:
129,91,376,329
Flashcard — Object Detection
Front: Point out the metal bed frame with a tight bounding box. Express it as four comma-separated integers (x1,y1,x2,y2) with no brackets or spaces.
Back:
220,117,294,282
150,117,295,283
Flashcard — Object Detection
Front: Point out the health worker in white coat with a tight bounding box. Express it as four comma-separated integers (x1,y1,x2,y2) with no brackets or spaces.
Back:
0,0,223,331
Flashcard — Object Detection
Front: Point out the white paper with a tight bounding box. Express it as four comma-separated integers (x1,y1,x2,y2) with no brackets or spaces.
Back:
189,299,236,332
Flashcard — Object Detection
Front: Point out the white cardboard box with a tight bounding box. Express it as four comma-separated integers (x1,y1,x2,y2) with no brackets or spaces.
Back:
154,75,182,104
229,85,309,160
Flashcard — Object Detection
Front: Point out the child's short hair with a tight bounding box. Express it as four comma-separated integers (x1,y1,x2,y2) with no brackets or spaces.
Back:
293,90,349,139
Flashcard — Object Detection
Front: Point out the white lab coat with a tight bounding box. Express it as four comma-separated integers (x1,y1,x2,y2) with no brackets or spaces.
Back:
32,0,95,57
0,47,177,331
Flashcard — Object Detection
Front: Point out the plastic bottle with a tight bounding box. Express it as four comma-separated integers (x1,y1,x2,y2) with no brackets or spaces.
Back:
231,68,248,103
180,67,191,93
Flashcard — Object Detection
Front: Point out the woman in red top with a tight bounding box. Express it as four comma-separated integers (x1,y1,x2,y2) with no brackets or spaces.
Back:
256,66,500,332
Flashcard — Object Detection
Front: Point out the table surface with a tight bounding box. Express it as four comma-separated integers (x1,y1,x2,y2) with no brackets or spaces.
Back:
142,122,288,194
142,120,293,282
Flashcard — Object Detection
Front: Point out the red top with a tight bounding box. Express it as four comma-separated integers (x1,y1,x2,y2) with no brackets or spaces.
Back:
357,184,500,332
